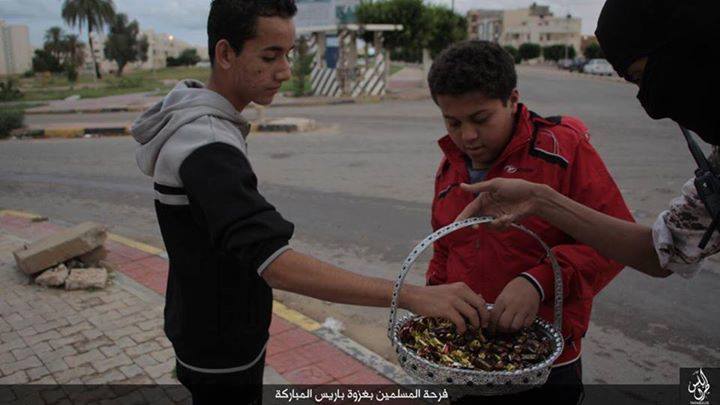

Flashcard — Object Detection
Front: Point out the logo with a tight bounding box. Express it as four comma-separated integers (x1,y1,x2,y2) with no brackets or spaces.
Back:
504,165,518,174
688,368,711,405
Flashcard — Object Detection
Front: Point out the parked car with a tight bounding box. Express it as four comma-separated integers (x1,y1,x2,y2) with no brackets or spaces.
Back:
583,59,614,76
557,58,573,70
568,58,588,72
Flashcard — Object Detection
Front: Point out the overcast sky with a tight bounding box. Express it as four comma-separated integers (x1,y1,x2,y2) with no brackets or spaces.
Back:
1,0,605,48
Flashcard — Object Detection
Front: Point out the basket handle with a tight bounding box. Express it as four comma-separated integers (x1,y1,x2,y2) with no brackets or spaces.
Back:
387,216,563,343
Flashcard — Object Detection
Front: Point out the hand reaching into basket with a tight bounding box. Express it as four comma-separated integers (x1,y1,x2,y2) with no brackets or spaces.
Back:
400,282,491,333
455,178,547,228
488,277,540,334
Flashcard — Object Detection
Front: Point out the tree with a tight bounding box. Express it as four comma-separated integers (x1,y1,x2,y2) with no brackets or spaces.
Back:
62,0,116,80
44,27,66,61
519,43,541,61
62,34,86,70
584,42,604,59
291,36,314,96
356,0,433,62
503,45,521,64
103,13,149,76
167,48,201,67
425,5,467,58
542,44,576,61
32,49,63,74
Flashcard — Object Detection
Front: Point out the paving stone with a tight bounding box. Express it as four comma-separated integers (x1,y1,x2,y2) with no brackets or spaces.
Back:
0,355,42,375
73,336,113,353
0,371,29,384
125,341,161,358
130,330,161,344
93,353,132,373
119,364,144,379
34,318,70,334
63,348,104,368
53,365,95,384
23,330,61,346
83,369,126,384
26,366,51,381
134,354,159,368
49,333,85,350
150,348,175,363
145,360,174,379
58,321,94,337
11,347,34,361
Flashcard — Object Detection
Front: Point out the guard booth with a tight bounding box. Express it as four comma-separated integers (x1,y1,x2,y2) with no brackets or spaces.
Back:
296,24,403,98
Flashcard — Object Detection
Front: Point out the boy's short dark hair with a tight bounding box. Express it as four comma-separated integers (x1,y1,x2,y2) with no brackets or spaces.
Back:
428,40,517,104
208,0,298,66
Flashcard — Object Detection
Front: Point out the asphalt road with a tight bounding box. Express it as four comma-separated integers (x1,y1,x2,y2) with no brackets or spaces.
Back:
8,68,720,387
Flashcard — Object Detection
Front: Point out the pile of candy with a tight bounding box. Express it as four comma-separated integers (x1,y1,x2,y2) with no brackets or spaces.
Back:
398,317,553,372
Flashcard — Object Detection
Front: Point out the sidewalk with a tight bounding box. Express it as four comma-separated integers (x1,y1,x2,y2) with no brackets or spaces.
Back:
0,210,404,389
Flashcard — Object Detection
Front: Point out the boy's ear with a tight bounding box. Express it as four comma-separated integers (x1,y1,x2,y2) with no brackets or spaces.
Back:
509,89,520,112
214,39,236,70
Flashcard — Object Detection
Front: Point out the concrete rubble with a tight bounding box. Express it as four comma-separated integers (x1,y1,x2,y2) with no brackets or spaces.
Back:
64,267,108,290
13,222,107,275
34,263,69,287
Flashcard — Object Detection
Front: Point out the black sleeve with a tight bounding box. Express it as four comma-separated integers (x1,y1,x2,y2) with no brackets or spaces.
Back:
179,142,294,272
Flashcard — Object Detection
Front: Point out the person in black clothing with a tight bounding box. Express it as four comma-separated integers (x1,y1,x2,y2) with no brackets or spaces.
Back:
131,1,490,403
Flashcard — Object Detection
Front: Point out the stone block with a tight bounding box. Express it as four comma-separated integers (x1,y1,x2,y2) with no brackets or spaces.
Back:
13,223,107,275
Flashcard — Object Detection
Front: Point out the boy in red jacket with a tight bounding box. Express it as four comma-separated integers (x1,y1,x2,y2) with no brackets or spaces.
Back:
426,41,633,403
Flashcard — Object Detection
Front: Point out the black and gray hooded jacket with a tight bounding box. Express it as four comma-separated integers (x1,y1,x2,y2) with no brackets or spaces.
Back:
132,79,294,372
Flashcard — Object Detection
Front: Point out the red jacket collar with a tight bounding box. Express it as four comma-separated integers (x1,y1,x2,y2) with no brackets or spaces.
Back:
438,103,535,170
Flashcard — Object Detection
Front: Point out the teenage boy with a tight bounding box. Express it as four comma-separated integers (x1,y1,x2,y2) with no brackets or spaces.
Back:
425,40,634,403
131,1,487,403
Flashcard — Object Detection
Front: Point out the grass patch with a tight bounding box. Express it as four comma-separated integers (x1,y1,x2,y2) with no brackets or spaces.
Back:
17,66,212,102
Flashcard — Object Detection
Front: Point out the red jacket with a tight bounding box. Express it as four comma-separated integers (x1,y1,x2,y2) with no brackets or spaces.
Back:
427,104,633,366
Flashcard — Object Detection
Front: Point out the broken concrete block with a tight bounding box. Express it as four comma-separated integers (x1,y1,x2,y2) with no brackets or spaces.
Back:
257,117,316,132
78,247,108,267
34,264,69,287
12,222,107,275
65,268,108,290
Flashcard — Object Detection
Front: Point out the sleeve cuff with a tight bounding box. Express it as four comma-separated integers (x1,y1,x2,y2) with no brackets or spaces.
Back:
520,273,545,302
256,244,292,275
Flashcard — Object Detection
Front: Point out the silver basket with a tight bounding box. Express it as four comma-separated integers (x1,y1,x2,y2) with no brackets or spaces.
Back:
387,217,564,396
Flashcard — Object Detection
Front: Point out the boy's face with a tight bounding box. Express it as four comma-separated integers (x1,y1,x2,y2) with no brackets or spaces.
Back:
224,16,295,106
437,90,519,169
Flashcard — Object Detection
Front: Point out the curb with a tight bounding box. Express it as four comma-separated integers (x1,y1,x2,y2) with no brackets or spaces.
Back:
24,98,359,116
0,209,410,385
12,120,321,140
13,126,131,139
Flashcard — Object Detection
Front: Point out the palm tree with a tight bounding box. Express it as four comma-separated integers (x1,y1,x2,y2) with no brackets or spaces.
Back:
63,34,86,71
61,0,116,79
44,27,65,60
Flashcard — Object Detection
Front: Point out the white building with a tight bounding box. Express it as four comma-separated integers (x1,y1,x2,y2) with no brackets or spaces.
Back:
0,20,32,76
467,4,582,56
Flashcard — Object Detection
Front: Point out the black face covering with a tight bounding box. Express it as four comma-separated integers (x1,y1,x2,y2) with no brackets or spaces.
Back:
637,45,719,145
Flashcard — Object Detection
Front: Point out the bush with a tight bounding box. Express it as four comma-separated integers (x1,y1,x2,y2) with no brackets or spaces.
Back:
0,79,23,102
22,70,35,78
583,43,604,59
32,49,63,74
108,76,144,89
542,45,576,61
503,45,521,64
519,43,541,61
0,109,25,139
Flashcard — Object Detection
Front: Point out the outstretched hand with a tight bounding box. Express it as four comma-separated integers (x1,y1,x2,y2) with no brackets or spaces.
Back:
455,178,547,229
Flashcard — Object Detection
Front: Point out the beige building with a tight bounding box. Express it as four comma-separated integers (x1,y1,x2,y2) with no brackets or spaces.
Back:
467,3,582,57
0,20,32,76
